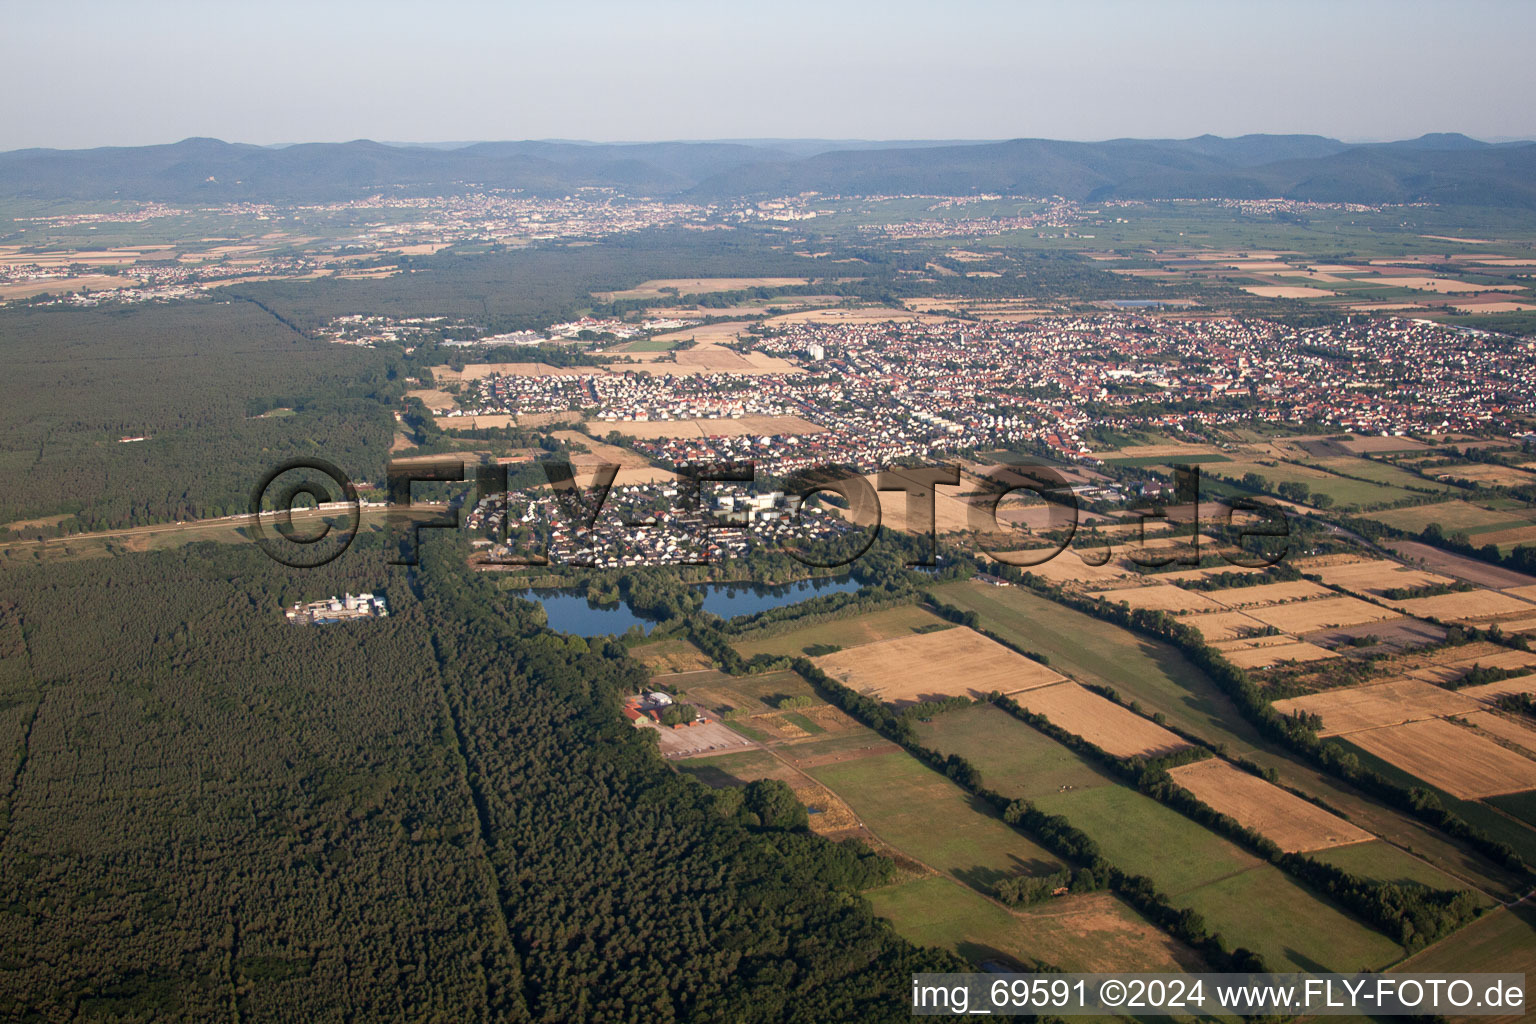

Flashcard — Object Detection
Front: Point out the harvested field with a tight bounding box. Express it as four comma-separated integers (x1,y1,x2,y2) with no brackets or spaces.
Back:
1371,276,1515,292
1241,285,1334,298
1337,435,1430,454
1506,584,1536,603
1009,551,1135,586
1344,719,1536,799
590,414,825,439
1405,648,1536,685
1389,589,1536,622
1008,682,1188,758
1463,711,1536,755
627,341,802,376
549,431,656,468
435,413,518,430
1219,640,1338,668
431,362,603,382
1438,463,1536,488
1386,540,1536,589
1460,674,1536,704
1272,679,1482,736
812,627,1064,704
1304,618,1446,651
1092,442,1227,461
1452,301,1536,313
1180,610,1270,642
593,277,809,301
0,274,139,299
404,387,457,410
517,411,582,428
1203,580,1334,608
1242,595,1398,633
1090,584,1226,613
1168,759,1372,852
1312,559,1456,597
630,639,712,674
1473,525,1536,548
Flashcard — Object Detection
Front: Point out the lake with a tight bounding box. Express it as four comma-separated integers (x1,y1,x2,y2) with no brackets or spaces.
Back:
516,575,861,637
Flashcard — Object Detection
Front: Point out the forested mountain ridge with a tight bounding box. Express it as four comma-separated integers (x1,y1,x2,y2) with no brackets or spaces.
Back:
3,133,1535,206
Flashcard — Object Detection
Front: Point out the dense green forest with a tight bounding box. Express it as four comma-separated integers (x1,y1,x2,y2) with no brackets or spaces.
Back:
0,301,396,530
0,538,960,1021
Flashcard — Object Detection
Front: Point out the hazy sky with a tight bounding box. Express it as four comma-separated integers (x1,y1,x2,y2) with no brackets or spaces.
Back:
4,0,1534,150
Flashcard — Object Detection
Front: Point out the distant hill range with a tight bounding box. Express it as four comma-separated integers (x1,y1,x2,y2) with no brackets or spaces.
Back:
3,133,1535,207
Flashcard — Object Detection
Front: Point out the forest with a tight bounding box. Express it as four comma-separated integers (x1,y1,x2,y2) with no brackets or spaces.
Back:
0,537,963,1021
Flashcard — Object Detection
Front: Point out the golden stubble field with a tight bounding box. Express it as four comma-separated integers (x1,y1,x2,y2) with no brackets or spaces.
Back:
1273,678,1482,736
1169,759,1372,852
592,277,811,301
1345,719,1536,799
1009,682,1188,758
812,626,1064,704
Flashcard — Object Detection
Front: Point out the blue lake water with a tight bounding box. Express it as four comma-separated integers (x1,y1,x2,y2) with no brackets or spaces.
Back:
516,575,861,637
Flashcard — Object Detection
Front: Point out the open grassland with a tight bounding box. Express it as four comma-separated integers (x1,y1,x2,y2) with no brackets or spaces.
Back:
1392,905,1536,1024
1008,682,1188,758
1033,784,1405,971
676,669,823,718
1368,500,1528,534
916,704,1119,796
1344,719,1536,799
732,604,952,659
630,638,712,674
1168,759,1372,852
1314,840,1489,899
1299,455,1458,494
1207,459,1417,508
807,746,1065,887
912,708,1404,970
676,749,865,837
928,580,1531,899
812,626,1064,704
865,878,1201,973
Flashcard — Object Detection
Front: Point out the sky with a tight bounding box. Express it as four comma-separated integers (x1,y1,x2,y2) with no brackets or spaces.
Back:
3,0,1534,150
